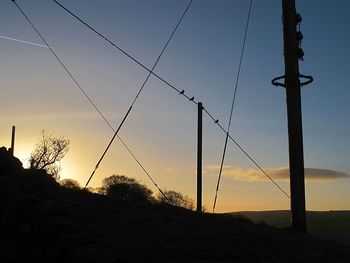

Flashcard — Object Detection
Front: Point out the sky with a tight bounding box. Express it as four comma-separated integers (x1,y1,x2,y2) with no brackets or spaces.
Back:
1,0,349,213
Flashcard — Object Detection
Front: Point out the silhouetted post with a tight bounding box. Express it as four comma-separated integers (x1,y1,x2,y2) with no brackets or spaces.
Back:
282,0,306,232
9,126,16,156
197,102,203,213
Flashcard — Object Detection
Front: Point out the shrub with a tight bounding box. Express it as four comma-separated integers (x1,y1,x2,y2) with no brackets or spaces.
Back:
101,175,153,204
157,190,194,210
60,178,81,190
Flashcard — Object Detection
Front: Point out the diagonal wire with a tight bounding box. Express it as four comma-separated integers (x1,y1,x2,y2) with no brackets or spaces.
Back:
131,0,193,106
85,105,133,187
51,0,197,103
205,106,290,199
49,0,289,199
86,0,193,187
11,0,169,200
216,120,290,199
213,0,253,213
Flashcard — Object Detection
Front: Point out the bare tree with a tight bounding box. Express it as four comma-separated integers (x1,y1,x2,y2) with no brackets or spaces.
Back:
29,130,70,181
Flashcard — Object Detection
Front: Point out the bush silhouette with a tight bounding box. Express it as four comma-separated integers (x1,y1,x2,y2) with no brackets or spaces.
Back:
101,175,153,204
60,178,81,190
157,190,194,210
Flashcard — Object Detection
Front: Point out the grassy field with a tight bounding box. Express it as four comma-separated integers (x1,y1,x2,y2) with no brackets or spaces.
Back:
230,210,350,246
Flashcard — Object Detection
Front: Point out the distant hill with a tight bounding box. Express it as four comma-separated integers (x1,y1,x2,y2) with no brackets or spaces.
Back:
1,148,349,262
230,210,350,246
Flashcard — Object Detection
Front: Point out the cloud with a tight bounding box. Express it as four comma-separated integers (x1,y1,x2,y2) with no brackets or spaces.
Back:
205,165,350,182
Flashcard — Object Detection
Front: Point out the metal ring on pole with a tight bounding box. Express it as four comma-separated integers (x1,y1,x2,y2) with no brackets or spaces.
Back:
272,75,286,87
272,74,313,88
298,74,313,86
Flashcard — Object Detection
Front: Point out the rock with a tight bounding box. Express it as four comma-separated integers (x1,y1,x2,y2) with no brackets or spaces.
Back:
0,146,23,175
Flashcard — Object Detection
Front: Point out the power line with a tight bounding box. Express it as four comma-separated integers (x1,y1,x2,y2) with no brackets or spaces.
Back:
50,0,198,104
51,0,290,200
86,106,133,187
11,0,169,200
131,0,193,107
213,0,253,213
214,120,290,199
85,0,193,187
46,0,288,199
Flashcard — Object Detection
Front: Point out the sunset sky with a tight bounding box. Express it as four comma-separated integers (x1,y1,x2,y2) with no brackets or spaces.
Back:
1,0,349,212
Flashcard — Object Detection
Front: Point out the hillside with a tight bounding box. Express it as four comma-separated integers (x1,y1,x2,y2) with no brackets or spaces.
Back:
230,210,350,246
1,148,349,262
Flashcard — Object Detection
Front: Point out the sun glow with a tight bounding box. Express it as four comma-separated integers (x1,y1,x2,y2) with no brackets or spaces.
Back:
59,159,81,182
14,143,33,169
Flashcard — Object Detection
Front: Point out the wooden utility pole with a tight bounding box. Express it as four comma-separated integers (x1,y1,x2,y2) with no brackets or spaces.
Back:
274,0,313,232
282,0,306,232
197,102,203,213
10,126,16,156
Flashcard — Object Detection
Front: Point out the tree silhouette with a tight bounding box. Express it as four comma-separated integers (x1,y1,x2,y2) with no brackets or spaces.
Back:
29,130,69,181
157,190,194,210
101,175,153,204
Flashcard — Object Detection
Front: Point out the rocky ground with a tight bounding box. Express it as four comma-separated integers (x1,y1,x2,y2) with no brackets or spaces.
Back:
1,147,349,262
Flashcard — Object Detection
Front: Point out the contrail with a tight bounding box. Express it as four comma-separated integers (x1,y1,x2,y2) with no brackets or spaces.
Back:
0,35,53,49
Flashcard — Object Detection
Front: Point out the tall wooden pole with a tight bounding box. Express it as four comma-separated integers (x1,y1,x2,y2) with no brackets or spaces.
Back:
10,126,16,156
282,0,306,232
197,102,203,213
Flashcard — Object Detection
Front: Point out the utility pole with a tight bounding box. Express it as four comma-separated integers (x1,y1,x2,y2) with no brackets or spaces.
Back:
197,102,203,213
273,0,313,232
9,126,16,156
282,0,306,233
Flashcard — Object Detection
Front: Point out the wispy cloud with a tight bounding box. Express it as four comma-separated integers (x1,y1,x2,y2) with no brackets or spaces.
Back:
205,165,350,182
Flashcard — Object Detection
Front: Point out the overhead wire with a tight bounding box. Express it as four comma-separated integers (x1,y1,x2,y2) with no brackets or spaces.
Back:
85,105,133,187
51,0,289,200
51,0,198,104
86,0,193,187
215,121,290,199
28,0,289,200
131,0,193,107
202,108,290,199
212,0,253,213
11,0,169,200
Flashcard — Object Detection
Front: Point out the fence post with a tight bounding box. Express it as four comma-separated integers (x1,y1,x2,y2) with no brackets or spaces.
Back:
10,126,16,156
